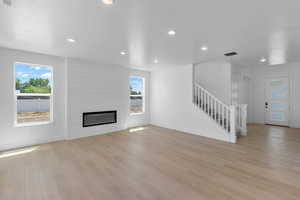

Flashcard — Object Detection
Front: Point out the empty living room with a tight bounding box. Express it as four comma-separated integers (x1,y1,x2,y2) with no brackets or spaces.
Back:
1,0,300,199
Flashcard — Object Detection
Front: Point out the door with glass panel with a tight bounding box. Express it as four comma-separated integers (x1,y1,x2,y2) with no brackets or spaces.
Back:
264,77,289,126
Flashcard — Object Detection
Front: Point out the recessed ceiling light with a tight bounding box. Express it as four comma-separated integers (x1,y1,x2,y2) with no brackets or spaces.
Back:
154,59,159,64
66,38,76,43
260,57,267,63
120,51,126,55
102,0,114,5
168,30,176,36
201,46,208,51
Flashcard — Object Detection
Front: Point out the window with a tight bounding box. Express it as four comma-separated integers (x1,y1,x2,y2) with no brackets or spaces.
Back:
15,62,53,126
129,77,144,114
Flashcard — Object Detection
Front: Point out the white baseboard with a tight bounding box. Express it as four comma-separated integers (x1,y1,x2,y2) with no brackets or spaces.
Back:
0,135,64,152
67,127,125,140
150,122,231,143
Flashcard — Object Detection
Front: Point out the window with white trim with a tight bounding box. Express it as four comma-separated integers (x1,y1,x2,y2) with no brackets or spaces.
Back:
15,63,53,126
129,77,145,114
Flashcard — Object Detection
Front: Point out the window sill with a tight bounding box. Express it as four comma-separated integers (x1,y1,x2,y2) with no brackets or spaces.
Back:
14,121,53,128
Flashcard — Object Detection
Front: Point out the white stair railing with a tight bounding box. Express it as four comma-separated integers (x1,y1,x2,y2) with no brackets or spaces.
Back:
193,83,247,143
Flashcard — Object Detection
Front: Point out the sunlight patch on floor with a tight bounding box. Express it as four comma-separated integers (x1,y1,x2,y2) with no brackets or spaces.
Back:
129,126,148,133
0,146,39,158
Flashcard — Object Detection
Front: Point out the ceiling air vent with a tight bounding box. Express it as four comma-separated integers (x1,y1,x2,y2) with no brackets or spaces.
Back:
224,52,238,57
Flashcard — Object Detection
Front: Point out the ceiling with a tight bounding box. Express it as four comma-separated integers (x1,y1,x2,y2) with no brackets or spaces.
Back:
1,0,300,70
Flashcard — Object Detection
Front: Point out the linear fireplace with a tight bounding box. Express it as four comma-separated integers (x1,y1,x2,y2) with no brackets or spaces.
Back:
83,110,117,127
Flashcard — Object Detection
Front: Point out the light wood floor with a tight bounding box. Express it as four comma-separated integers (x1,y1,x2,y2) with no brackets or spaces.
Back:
1,124,300,200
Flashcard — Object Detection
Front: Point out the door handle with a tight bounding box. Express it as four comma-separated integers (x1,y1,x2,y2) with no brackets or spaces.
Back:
265,102,268,109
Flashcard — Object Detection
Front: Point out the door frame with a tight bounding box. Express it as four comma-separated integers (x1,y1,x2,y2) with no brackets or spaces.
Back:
264,75,291,127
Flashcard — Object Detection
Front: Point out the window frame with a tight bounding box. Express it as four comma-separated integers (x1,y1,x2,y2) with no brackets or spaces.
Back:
129,76,145,115
13,62,54,127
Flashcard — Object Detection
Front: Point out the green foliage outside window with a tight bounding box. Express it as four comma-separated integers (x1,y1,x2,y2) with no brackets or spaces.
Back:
16,78,51,94
130,86,142,95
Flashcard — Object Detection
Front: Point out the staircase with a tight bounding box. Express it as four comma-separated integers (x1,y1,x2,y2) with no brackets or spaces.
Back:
193,82,247,143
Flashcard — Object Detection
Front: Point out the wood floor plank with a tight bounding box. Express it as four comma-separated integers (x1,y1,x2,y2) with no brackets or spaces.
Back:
0,124,300,199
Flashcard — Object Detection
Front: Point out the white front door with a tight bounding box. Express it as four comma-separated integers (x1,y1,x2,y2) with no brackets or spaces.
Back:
264,77,289,126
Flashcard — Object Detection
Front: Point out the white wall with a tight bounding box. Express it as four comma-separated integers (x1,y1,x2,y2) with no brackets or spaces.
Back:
231,64,253,123
194,61,232,104
249,63,300,128
66,59,150,139
0,47,67,150
0,47,151,150
150,65,232,142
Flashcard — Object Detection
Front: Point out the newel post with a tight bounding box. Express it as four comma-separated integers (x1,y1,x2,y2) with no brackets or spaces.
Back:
229,105,237,143
192,64,195,104
241,104,248,136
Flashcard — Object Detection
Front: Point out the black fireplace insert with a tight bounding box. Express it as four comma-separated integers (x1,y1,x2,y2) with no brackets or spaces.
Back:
83,110,117,127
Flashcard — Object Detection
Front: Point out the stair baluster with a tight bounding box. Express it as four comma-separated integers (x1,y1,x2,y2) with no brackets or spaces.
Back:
193,82,247,143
